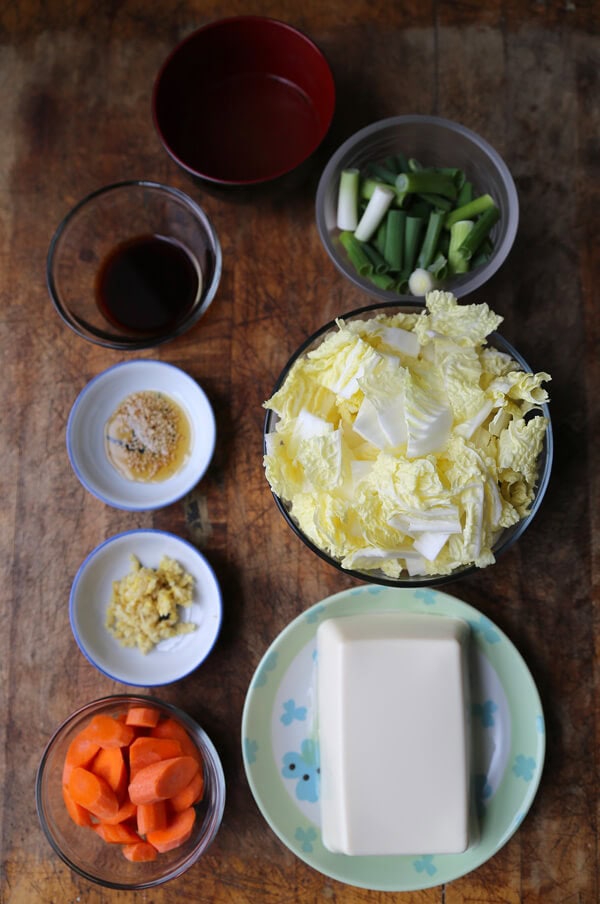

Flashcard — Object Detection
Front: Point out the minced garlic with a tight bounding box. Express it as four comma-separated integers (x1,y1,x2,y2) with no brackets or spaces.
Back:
104,390,191,482
105,555,196,654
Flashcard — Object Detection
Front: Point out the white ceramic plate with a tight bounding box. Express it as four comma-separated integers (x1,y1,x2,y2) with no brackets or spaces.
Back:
242,585,545,891
70,529,222,685
66,360,216,511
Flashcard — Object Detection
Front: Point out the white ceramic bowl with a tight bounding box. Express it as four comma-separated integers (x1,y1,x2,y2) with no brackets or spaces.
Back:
66,360,216,511
69,530,222,685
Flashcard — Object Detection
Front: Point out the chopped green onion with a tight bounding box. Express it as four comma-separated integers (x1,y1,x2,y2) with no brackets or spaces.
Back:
417,210,445,270
444,193,496,228
339,231,373,276
354,184,396,242
373,218,387,256
403,216,425,274
336,168,360,231
456,180,474,207
367,163,398,184
408,268,436,296
360,241,388,274
383,210,406,271
448,220,474,273
417,192,455,212
458,205,500,260
428,253,448,279
395,170,458,200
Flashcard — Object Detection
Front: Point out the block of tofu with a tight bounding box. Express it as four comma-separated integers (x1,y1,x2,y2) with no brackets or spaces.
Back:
316,612,472,856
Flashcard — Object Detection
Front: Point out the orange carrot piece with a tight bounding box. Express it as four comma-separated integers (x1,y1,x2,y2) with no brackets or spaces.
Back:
128,736,183,779
62,732,100,785
125,706,160,728
62,784,93,827
83,714,135,749
91,746,128,802
122,841,158,862
137,800,168,836
146,807,196,853
128,756,199,806
151,718,202,764
68,766,119,820
94,821,142,844
169,768,205,812
100,798,138,826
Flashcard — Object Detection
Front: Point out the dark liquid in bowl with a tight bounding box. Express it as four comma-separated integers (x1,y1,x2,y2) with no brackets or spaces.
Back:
96,234,200,334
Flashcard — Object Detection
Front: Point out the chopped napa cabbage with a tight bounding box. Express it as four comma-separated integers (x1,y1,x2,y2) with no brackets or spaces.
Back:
263,292,551,577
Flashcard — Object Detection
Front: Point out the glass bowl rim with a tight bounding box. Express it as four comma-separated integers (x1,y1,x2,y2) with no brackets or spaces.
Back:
46,179,223,350
263,299,553,588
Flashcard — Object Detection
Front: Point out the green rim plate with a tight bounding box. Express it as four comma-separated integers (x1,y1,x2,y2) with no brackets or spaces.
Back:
241,585,545,891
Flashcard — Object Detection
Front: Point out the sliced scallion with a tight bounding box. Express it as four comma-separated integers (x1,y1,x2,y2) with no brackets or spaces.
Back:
336,168,360,231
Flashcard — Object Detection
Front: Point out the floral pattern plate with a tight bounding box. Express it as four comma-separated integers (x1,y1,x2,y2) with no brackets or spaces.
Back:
241,585,545,891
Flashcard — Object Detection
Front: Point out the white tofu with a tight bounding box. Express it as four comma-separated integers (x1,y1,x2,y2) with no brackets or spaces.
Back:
316,612,472,856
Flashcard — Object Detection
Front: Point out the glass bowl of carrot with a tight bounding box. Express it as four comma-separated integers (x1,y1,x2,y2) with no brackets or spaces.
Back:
315,115,519,302
35,695,225,889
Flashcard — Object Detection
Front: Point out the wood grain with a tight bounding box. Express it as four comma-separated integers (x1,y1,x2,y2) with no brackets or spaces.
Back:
1,1,599,902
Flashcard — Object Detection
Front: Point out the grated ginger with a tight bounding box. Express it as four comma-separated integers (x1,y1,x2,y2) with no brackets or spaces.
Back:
105,555,196,654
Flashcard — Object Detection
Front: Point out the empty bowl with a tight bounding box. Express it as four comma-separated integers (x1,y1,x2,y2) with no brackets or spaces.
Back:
152,16,335,188
316,115,519,302
36,694,226,889
47,181,222,349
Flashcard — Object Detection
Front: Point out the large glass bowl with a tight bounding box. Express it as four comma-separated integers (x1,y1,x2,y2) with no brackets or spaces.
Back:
316,115,519,302
263,301,552,588
36,695,226,889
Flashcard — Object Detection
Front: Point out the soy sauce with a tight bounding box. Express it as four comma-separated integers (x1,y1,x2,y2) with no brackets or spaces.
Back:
96,234,201,334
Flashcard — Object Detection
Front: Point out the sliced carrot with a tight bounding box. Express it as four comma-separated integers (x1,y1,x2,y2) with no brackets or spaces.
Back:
62,732,100,785
125,706,160,728
146,807,196,853
169,768,205,812
91,746,128,802
94,821,142,844
151,718,202,764
128,756,199,806
122,841,158,862
100,798,137,825
68,766,119,820
129,736,183,779
137,800,168,836
62,784,93,827
83,714,135,749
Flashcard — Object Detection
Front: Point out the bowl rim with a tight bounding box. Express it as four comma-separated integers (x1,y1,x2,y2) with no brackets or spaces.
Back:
35,693,226,889
151,15,336,187
46,179,223,350
263,299,553,588
315,114,519,302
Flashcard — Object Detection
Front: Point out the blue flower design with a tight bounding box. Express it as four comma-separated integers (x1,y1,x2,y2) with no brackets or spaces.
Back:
414,854,436,876
472,699,498,728
512,754,536,781
536,714,545,734
282,738,320,803
415,588,438,606
306,604,326,624
470,615,501,644
254,651,278,687
295,825,318,852
281,698,307,726
366,585,382,595
244,738,258,765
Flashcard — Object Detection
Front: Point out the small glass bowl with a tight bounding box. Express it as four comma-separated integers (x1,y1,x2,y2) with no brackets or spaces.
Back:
36,695,226,889
263,301,553,588
47,181,222,350
315,115,519,302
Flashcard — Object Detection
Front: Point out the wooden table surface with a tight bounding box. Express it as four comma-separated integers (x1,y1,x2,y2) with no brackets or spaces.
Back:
1,1,598,901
